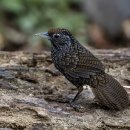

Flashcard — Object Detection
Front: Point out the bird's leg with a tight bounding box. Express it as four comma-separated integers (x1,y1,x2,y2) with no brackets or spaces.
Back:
72,87,83,102
69,87,85,112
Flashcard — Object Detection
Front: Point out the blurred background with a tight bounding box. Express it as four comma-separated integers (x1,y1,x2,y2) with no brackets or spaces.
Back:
0,0,130,51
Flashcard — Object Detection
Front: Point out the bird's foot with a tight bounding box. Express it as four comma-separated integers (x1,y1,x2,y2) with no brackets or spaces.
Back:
69,101,85,112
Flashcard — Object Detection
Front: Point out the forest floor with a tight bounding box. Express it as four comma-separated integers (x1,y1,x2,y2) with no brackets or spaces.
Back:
0,48,130,130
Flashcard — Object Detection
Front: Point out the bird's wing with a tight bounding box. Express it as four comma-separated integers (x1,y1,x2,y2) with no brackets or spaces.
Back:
62,49,105,78
77,48,105,71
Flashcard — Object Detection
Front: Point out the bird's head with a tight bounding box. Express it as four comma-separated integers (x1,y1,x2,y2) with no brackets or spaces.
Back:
35,28,74,49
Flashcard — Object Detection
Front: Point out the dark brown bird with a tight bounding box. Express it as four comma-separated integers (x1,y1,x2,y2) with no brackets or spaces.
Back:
35,28,129,110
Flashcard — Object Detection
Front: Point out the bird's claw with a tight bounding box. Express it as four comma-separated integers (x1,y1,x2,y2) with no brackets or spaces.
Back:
69,101,85,112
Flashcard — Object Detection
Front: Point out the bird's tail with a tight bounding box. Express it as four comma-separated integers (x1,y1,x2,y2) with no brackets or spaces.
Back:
91,73,129,110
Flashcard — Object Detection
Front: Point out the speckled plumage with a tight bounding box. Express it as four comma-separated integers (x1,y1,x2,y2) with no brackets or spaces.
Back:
40,28,129,110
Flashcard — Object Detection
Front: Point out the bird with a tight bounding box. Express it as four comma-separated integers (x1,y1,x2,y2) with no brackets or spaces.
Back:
35,28,129,110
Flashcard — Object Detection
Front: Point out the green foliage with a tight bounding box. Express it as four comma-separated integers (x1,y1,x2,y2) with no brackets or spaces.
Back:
0,0,86,44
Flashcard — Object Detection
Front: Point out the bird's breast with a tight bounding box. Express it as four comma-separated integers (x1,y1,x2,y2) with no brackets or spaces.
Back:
51,47,77,71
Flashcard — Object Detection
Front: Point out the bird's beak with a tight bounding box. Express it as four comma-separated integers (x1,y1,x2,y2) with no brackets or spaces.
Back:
34,32,49,38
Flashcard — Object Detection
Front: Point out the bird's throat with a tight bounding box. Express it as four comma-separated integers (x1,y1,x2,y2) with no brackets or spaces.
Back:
51,42,59,49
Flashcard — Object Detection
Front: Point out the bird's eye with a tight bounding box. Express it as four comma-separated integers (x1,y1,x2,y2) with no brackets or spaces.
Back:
53,34,60,38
